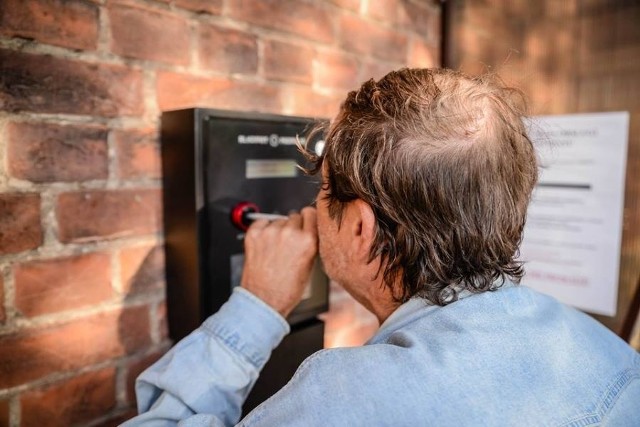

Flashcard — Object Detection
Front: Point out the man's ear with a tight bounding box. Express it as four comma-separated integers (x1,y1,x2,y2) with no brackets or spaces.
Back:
348,199,376,259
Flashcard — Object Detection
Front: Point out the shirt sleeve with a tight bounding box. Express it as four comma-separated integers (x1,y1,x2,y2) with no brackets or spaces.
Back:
121,287,290,427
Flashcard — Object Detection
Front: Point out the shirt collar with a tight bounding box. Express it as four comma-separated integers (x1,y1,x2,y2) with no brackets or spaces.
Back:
368,298,433,345
368,281,517,345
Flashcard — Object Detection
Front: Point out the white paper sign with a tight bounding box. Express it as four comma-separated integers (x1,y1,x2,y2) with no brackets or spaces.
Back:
520,112,629,316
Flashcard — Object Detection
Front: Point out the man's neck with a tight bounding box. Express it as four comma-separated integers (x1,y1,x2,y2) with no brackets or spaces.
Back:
346,280,402,325
370,299,402,325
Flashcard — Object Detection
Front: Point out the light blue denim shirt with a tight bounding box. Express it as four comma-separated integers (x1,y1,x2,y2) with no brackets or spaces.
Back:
123,285,640,426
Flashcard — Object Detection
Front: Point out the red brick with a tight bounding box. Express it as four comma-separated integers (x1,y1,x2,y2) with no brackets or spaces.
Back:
0,275,5,324
198,25,258,74
0,399,8,426
504,0,544,16
408,38,439,68
126,352,164,405
0,193,42,255
578,11,616,53
14,253,113,318
530,21,575,73
578,12,631,76
7,122,108,183
457,57,494,79
542,0,578,17
450,21,483,60
0,305,150,388
113,129,161,180
460,5,519,50
156,71,281,113
398,1,440,41
328,0,360,11
174,0,222,14
0,49,144,117
609,71,640,111
366,0,399,23
0,0,99,51
120,245,164,295
280,85,341,119
313,50,360,92
228,0,334,44
21,368,116,427
56,189,161,243
264,40,314,84
360,61,397,82
108,2,190,65
577,72,640,112
339,15,408,63
579,40,629,77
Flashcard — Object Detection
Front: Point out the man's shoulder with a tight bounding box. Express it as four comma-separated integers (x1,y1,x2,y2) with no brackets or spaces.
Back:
247,288,640,425
291,343,396,379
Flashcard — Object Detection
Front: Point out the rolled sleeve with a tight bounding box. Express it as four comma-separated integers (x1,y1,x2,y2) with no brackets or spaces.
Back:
126,287,290,426
202,288,291,369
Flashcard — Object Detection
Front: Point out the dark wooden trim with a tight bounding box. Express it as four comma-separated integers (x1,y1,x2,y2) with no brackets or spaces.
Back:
440,0,450,68
620,273,640,343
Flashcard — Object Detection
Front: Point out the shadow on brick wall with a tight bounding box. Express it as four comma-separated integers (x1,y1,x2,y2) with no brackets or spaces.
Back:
116,244,168,423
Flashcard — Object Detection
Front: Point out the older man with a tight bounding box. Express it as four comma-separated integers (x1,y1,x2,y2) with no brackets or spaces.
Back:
124,69,640,426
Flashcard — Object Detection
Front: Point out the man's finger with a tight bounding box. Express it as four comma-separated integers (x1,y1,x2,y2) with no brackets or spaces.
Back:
248,219,269,232
301,207,317,234
287,212,303,229
266,218,287,228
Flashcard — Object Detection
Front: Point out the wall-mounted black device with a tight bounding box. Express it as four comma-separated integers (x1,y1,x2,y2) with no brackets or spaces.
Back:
160,108,329,413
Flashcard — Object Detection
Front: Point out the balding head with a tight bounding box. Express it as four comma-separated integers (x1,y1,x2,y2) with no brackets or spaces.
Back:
305,68,538,305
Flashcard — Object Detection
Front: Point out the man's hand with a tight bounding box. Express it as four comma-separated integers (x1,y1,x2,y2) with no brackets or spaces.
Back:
240,207,318,318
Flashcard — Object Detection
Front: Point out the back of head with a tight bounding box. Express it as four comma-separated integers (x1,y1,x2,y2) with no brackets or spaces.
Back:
307,68,538,305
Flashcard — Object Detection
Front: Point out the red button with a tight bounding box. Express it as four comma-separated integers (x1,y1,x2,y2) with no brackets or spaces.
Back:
230,201,259,231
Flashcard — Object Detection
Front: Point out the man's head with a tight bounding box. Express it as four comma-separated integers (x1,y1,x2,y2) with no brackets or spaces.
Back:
307,68,538,306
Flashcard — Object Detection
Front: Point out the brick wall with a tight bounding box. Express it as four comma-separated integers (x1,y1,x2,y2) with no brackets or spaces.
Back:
446,0,640,349
0,0,441,425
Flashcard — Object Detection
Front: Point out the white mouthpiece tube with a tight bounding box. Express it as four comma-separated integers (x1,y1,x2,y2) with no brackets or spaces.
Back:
245,212,288,221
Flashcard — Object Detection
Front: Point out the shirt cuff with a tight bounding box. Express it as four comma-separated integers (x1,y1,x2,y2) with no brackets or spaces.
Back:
200,287,291,369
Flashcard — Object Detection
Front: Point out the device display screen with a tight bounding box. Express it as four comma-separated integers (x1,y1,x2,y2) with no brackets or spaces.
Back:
246,159,298,179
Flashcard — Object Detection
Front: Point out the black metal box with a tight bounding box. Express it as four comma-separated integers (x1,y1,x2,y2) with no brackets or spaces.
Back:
160,108,329,411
